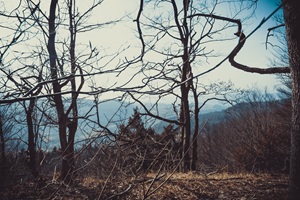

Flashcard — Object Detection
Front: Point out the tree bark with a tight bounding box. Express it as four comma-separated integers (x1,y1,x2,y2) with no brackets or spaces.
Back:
46,0,83,183
0,117,6,186
191,85,199,171
171,0,192,171
26,99,39,178
47,0,74,183
181,84,191,171
282,0,300,199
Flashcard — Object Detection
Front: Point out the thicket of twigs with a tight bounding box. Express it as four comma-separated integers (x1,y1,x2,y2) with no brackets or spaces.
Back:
0,91,290,199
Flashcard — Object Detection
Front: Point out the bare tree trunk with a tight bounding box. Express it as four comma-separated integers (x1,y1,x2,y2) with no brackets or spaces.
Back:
46,0,83,183
26,99,39,178
180,51,192,171
47,0,73,183
0,117,6,186
181,86,191,171
191,86,199,171
172,0,192,172
282,0,300,199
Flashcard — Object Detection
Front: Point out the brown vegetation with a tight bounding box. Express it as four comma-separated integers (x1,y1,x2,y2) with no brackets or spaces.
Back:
0,172,288,199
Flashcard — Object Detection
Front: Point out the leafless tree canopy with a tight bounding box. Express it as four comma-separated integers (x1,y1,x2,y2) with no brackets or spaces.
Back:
0,0,298,199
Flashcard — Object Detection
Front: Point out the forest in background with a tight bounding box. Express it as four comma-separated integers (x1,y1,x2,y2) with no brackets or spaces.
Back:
0,88,291,199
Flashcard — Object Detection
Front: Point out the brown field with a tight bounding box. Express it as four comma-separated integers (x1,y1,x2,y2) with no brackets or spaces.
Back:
0,172,288,200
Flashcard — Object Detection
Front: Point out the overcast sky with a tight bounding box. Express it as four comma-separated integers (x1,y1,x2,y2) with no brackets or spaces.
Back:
220,0,284,91
193,0,284,93
91,0,286,94
0,0,286,102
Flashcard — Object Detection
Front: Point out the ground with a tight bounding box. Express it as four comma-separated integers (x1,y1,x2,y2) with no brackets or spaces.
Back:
0,172,288,199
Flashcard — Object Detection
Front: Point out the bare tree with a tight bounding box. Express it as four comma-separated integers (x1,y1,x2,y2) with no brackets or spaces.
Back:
0,1,44,179
0,0,134,184
190,81,234,170
197,90,290,173
179,0,298,197
43,0,132,183
0,103,21,186
0,109,7,185
46,0,101,183
219,1,299,198
132,0,254,171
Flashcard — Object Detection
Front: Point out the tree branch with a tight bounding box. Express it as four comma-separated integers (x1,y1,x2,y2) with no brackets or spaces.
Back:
134,0,145,60
189,3,290,74
228,31,290,74
265,23,285,49
127,92,183,126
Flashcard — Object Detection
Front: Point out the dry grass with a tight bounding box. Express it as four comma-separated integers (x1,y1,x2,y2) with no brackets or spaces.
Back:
0,172,288,199
129,172,288,200
78,172,288,200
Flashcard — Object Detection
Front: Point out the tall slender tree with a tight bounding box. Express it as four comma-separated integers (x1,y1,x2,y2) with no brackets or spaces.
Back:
133,0,253,171
45,0,121,183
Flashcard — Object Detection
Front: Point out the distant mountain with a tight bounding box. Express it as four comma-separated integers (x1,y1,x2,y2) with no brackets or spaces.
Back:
152,109,227,133
2,98,229,149
77,98,229,129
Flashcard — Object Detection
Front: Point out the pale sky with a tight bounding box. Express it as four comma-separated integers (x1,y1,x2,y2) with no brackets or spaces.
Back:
199,0,284,92
93,0,285,94
221,0,284,88
0,0,286,103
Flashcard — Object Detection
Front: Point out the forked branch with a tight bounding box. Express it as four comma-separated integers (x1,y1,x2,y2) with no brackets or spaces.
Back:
189,3,290,75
